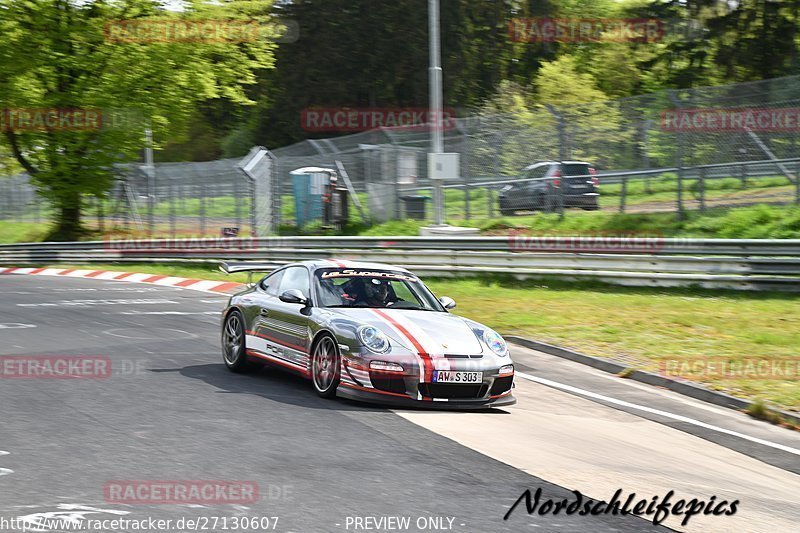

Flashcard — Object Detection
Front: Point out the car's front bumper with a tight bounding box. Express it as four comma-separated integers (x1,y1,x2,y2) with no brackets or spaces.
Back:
336,381,516,409
338,357,516,408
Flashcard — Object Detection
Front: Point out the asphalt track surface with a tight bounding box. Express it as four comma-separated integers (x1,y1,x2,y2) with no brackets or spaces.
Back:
1,274,798,533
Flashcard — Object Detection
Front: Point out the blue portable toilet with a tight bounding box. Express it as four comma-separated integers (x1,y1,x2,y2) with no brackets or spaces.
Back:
290,167,335,227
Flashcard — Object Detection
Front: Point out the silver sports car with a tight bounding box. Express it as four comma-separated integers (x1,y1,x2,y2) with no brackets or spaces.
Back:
220,260,515,408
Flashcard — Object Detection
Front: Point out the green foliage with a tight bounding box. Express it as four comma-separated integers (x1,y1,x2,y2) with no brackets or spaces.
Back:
0,0,276,239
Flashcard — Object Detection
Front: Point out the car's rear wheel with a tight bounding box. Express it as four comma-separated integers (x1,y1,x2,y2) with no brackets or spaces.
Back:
311,334,340,398
222,310,252,373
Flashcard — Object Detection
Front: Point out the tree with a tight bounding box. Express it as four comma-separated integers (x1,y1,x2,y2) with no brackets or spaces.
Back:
0,0,276,239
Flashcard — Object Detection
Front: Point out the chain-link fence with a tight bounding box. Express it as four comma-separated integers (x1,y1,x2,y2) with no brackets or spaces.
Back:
1,75,799,236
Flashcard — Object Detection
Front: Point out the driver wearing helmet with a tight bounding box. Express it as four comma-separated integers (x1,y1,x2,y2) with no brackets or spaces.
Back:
359,278,392,307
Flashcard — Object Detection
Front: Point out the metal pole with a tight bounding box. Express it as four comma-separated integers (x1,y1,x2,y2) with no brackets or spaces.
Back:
235,181,242,233
429,0,444,226
698,167,706,213
620,178,627,213
796,160,800,204
199,184,206,236
145,127,155,237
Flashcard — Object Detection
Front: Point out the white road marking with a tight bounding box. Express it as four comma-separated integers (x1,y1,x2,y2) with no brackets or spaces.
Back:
103,328,199,340
18,504,129,532
118,311,219,316
18,299,178,307
516,371,800,456
0,323,37,329
0,468,12,476
0,450,9,455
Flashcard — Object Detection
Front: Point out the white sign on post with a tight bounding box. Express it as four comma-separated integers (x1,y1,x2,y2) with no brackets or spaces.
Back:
428,153,460,180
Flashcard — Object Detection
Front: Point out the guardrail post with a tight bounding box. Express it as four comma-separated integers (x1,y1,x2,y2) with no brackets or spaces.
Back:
740,163,747,188
698,167,706,213
487,186,494,219
620,178,627,213
676,169,685,220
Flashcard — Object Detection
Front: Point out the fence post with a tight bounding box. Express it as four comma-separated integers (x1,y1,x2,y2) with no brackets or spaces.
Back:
97,195,104,234
487,186,494,219
169,182,176,239
668,90,686,220
235,180,243,233
740,163,747,188
796,160,800,204
199,184,206,236
620,178,627,213
698,167,706,212
546,104,566,219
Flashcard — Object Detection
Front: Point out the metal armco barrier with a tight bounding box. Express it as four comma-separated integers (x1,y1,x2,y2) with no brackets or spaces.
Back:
1,236,799,292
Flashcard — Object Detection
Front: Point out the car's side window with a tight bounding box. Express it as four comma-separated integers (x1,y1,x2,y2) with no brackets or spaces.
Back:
525,166,547,181
278,267,310,298
260,270,284,296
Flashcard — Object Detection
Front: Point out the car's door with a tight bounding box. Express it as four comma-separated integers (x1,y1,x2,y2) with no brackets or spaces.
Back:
244,268,285,357
523,165,548,209
260,265,313,369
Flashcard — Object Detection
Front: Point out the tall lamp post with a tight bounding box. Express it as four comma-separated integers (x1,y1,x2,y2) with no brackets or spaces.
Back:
429,0,444,226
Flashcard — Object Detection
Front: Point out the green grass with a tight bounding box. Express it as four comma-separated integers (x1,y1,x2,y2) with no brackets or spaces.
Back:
357,203,800,238
39,262,800,412
0,221,52,243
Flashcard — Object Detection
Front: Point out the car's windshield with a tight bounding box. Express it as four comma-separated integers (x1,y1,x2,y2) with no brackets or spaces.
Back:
315,268,443,311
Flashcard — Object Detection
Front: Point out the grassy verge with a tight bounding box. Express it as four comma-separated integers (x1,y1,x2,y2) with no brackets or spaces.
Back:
4,202,800,243
0,221,53,243
41,262,800,412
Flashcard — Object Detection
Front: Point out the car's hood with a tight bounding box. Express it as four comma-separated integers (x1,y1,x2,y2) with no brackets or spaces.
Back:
326,308,484,357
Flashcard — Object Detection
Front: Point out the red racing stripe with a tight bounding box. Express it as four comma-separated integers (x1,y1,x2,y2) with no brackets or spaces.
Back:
372,309,435,397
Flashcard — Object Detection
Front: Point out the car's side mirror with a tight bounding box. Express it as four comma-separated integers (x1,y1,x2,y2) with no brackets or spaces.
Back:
279,289,308,305
439,296,456,310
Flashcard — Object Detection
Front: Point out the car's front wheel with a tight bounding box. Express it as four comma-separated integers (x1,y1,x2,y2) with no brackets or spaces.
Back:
311,334,340,398
222,310,252,373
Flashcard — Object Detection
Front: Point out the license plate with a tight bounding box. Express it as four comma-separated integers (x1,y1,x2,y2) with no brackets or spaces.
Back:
432,371,482,383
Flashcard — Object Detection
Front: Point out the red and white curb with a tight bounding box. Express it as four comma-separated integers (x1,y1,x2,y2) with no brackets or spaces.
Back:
0,267,245,295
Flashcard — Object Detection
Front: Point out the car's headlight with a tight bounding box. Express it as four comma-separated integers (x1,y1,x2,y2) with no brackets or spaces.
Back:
483,329,508,356
358,325,390,354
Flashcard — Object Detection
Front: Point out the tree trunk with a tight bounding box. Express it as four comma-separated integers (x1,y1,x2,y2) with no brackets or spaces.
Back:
53,195,82,241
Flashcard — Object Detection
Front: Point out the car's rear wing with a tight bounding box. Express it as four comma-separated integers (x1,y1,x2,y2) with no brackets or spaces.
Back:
219,261,280,286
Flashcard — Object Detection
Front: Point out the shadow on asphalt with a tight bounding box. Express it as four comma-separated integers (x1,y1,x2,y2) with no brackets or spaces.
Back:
155,363,510,414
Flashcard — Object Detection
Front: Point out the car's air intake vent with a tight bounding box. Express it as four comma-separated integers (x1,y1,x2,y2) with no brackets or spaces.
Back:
418,383,488,399
370,373,407,395
490,376,513,396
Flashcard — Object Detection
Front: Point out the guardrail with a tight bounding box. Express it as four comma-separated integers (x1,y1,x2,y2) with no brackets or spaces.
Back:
1,236,799,292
